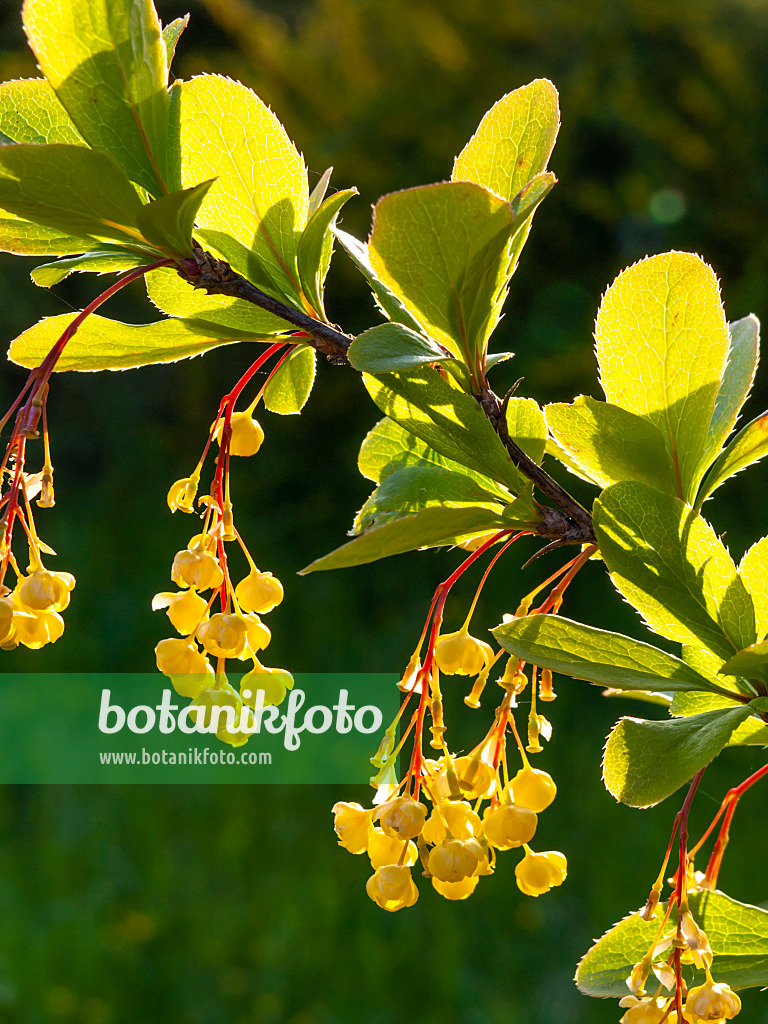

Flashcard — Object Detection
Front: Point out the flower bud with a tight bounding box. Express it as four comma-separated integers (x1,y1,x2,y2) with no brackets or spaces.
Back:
510,766,557,812
235,570,284,614
216,412,265,457
422,800,482,845
431,875,479,900
13,608,64,649
171,547,224,591
191,680,251,746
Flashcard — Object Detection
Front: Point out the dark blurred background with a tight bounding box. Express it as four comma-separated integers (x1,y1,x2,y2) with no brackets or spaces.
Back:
0,0,766,1020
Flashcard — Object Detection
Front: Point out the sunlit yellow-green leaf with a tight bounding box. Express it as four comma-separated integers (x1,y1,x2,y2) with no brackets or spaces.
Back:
546,396,678,493
8,313,273,371
178,75,308,302
146,265,290,337
740,536,768,641
0,78,84,145
369,181,516,371
596,252,729,502
452,79,559,203
263,345,316,415
23,0,170,195
595,482,756,665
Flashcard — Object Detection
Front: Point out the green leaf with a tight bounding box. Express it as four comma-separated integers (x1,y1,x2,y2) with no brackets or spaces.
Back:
594,482,757,664
0,78,84,145
263,345,316,415
493,614,725,695
363,366,529,494
696,409,768,508
595,252,730,502
669,689,768,744
7,313,276,372
308,167,332,218
177,75,308,302
146,265,290,337
545,396,678,493
300,506,508,574
354,464,507,534
719,641,768,685
31,249,154,287
349,323,451,374
505,397,547,466
603,705,754,807
0,144,144,246
162,14,189,68
698,314,760,475
576,889,768,997
297,187,357,318
23,0,171,195
739,537,768,641
368,181,517,369
544,437,601,487
452,79,559,204
332,227,422,332
356,416,512,501
136,180,214,258
485,351,515,371
0,208,95,257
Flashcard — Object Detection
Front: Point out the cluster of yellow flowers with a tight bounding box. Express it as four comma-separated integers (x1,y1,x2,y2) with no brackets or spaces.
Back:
331,536,598,910
155,406,292,744
620,881,741,1023
0,561,75,650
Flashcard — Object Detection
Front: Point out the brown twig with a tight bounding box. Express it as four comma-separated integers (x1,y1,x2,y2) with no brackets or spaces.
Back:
176,246,596,545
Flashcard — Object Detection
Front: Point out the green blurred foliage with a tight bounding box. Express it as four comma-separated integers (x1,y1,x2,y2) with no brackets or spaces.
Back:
0,0,765,1021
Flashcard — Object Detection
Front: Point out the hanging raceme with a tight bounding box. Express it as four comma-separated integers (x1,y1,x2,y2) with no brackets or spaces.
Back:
0,0,767,1016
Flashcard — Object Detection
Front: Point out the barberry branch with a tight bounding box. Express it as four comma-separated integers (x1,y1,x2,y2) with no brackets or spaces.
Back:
177,246,597,545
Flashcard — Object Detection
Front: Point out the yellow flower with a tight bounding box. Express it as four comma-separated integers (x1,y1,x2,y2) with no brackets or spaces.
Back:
235,571,284,614
482,802,538,850
431,875,479,900
16,569,75,612
167,475,199,513
13,608,64,649
190,680,251,747
331,802,375,855
155,638,214,697
365,865,419,912
367,828,418,869
515,848,567,896
434,629,493,676
197,613,249,658
428,837,484,882
375,795,428,840
171,546,224,591
618,995,677,1024
685,975,741,1022
422,800,482,845
240,665,293,708
510,766,557,812
152,589,208,635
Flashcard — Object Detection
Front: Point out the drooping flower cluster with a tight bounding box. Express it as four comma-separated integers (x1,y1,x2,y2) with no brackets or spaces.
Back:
333,535,596,910
155,350,294,744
